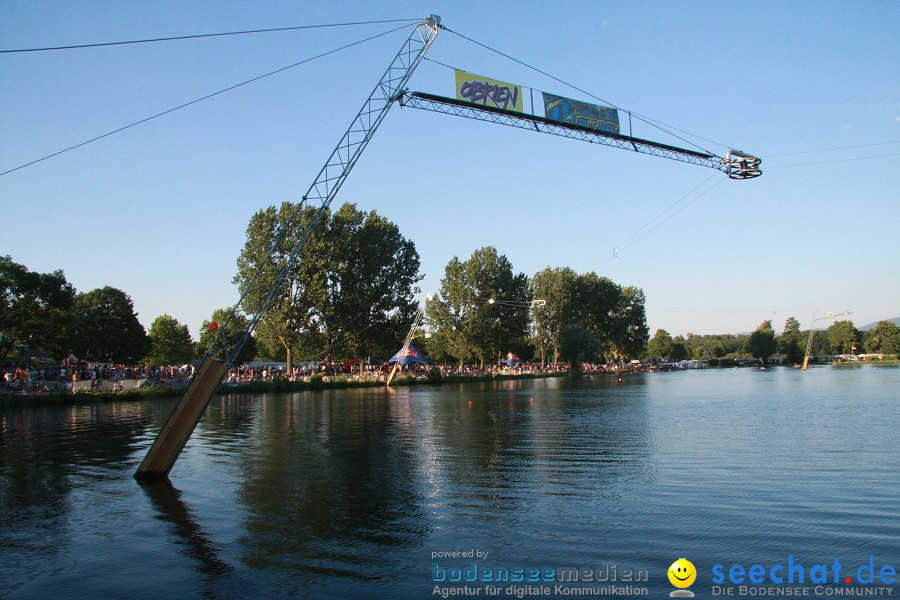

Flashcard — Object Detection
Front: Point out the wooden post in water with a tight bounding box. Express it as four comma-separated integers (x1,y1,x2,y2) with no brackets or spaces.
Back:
134,356,229,479
386,362,401,386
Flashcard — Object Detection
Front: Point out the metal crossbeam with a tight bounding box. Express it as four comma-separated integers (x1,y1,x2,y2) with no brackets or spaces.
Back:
400,91,751,175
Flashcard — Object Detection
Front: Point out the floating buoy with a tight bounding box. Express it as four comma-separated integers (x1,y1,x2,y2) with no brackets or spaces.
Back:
529,397,534,403
209,321,219,332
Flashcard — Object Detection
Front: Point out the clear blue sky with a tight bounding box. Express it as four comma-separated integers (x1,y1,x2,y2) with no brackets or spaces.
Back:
2,1,898,341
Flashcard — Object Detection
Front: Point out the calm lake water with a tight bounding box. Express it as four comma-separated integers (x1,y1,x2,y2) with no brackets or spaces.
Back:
1,367,898,599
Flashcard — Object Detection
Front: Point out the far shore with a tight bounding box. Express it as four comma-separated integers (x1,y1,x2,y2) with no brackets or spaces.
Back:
2,370,566,405
3,360,897,406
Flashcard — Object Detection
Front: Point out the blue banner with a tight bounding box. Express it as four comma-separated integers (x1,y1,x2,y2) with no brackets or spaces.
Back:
542,92,620,134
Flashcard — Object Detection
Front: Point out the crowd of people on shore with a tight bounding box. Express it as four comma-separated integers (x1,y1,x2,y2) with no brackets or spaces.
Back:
579,359,710,374
1,357,576,395
1,360,196,395
222,360,571,385
2,356,708,396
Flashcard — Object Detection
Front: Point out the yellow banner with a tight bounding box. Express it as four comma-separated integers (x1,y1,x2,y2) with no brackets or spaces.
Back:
454,70,524,113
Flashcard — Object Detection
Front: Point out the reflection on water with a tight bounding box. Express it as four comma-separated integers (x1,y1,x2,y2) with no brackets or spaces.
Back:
1,368,898,599
236,391,427,588
1,404,149,555
138,479,231,576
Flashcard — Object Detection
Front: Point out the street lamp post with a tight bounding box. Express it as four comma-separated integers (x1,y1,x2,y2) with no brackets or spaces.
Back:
802,309,851,370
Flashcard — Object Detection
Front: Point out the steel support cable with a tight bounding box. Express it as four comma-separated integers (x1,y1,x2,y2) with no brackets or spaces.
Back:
764,153,900,168
440,26,726,156
586,174,723,271
402,304,427,350
0,18,422,53
761,140,900,158
0,23,413,178
618,177,725,254
647,306,805,315
614,173,719,252
586,146,897,267
423,56,459,72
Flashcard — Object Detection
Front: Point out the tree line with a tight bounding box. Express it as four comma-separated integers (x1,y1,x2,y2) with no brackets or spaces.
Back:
2,202,650,368
5,201,897,368
645,317,899,364
0,254,204,366
234,203,651,371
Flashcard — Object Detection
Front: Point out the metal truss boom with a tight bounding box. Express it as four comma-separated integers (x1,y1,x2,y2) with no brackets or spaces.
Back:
218,16,442,367
399,91,761,179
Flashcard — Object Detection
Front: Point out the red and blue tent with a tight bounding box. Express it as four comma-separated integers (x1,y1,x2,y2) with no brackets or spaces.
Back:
503,352,523,366
388,344,431,367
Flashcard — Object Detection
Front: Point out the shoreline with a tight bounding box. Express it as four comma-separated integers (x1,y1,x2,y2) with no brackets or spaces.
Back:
3,361,896,406
0,370,569,405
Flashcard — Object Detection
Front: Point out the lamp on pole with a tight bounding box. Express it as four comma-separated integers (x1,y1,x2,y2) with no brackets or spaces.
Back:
472,297,546,366
802,309,851,370
475,298,547,308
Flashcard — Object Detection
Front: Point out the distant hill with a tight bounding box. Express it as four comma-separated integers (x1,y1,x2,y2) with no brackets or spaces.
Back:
859,317,900,331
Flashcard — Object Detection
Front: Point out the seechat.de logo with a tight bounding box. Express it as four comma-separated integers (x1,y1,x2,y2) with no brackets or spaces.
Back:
668,558,697,598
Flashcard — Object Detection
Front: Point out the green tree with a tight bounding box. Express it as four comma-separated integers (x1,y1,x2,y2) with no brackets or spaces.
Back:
647,329,674,360
145,314,194,365
827,320,860,355
605,285,649,361
558,324,600,368
529,267,578,365
574,273,620,357
797,328,831,360
671,336,689,361
0,256,75,359
195,307,257,365
427,247,529,368
425,258,476,368
683,333,718,359
235,202,320,374
864,321,898,355
778,316,804,364
234,201,421,372
304,203,421,363
569,274,648,362
528,268,647,364
748,320,777,364
70,287,150,363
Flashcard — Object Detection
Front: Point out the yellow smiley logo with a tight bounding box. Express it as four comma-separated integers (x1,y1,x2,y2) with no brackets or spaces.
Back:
668,558,697,588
